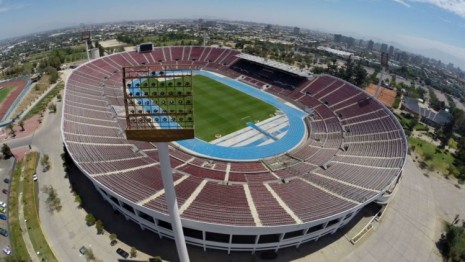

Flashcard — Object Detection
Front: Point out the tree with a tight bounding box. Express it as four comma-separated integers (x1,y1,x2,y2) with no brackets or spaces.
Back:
423,152,434,162
86,214,96,226
41,154,50,171
130,246,137,258
57,94,62,101
85,247,96,261
353,61,368,87
95,220,104,234
109,233,117,246
42,185,62,213
1,144,13,159
74,194,82,208
48,103,57,113
45,66,59,83
6,124,15,137
18,120,25,131
438,222,465,262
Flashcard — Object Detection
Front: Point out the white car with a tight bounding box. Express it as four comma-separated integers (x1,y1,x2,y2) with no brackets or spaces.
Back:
33,174,38,181
3,247,11,255
0,202,6,208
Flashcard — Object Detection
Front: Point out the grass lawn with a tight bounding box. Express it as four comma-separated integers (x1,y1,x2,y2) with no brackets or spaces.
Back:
138,75,276,141
8,162,30,261
414,123,428,131
0,86,15,104
22,152,57,262
409,137,457,174
193,75,276,141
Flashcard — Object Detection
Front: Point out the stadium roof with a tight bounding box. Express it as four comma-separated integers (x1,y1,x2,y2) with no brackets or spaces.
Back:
237,53,313,77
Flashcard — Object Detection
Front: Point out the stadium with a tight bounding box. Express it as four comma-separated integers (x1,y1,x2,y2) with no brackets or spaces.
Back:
61,46,407,253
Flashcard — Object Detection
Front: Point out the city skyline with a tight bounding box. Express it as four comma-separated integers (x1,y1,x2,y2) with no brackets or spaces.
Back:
1,0,465,68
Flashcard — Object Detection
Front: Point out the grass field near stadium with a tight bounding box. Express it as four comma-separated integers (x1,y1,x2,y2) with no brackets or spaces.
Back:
192,75,276,141
0,86,15,104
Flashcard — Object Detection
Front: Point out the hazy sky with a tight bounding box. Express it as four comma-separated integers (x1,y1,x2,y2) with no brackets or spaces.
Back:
1,0,465,67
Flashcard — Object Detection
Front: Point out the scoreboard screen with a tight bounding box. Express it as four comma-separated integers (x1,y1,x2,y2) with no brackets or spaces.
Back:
138,43,153,53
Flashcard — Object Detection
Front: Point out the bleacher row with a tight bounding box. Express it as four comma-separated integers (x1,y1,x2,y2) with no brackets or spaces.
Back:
63,47,407,227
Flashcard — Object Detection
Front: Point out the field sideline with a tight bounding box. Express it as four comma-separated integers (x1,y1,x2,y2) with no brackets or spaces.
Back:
193,75,276,141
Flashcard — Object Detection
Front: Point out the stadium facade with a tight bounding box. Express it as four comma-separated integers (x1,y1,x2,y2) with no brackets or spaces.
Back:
62,46,407,253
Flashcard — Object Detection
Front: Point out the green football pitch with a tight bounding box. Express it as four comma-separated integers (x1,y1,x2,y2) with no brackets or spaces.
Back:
192,75,276,141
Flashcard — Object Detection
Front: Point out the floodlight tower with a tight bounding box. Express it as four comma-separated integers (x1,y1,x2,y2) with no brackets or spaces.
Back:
123,65,194,262
375,52,389,98
81,31,91,61
199,23,209,46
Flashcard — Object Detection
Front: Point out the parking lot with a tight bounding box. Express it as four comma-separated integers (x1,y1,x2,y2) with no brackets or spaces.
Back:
0,158,14,258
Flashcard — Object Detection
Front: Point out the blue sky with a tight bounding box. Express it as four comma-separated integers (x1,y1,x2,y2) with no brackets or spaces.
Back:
1,0,465,68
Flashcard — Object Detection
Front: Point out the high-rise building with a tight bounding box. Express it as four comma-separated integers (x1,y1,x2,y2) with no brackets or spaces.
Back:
388,45,394,57
367,40,374,51
346,37,355,47
293,27,300,35
381,43,388,53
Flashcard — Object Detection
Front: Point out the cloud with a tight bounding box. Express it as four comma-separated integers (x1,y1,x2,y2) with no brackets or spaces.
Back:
404,0,465,19
0,1,28,13
393,0,412,7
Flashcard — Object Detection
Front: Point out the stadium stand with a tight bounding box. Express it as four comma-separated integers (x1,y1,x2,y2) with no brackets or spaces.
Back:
62,46,407,252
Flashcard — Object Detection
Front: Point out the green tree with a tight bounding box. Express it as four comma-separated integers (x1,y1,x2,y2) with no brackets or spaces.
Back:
109,233,117,246
41,154,50,171
74,194,82,208
130,246,137,258
48,103,57,113
95,220,104,234
6,124,15,137
85,247,95,261
149,256,163,262
440,222,465,262
86,214,96,226
353,61,368,87
45,66,59,83
423,152,433,162
42,185,62,213
18,120,25,131
1,144,13,159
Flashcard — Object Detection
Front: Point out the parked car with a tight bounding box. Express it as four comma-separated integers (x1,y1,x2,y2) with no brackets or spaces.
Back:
2,247,11,255
33,174,38,181
0,201,6,208
116,248,129,258
0,214,7,220
2,189,8,194
3,178,9,184
0,228,8,237
0,208,5,214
